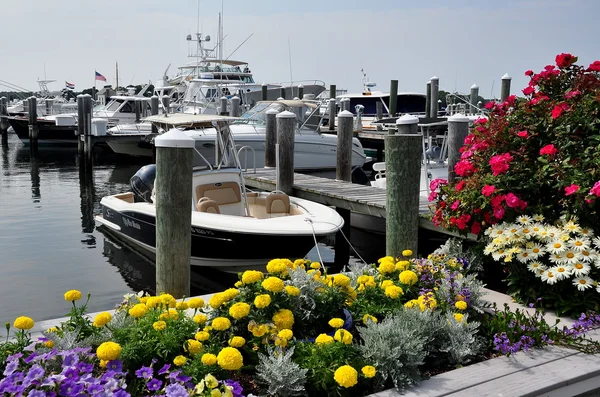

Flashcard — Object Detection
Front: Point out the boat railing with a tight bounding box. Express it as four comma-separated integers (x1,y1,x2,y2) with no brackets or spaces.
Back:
267,79,326,88
237,145,256,174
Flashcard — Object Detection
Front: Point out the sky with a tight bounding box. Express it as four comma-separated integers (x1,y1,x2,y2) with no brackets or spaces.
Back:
1,0,599,98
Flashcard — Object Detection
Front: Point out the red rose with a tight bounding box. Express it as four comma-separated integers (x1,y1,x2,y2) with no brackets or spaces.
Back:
564,184,579,196
517,130,528,138
540,144,558,156
551,103,568,119
589,181,600,196
525,70,534,76
481,185,496,197
490,194,505,208
565,90,580,99
522,86,535,96
505,193,521,208
484,101,495,110
493,207,505,220
450,200,460,210
488,153,513,176
454,160,475,177
555,53,578,69
588,61,600,72
471,222,481,235
455,180,466,192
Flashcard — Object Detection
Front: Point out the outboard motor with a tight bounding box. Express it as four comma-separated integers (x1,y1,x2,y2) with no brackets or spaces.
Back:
351,166,371,186
130,164,156,203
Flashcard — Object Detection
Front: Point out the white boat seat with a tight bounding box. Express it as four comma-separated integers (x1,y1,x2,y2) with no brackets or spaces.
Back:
265,193,290,217
196,197,220,214
195,182,241,205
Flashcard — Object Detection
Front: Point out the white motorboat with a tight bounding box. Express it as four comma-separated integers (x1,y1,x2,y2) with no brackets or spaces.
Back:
106,100,368,171
95,114,344,271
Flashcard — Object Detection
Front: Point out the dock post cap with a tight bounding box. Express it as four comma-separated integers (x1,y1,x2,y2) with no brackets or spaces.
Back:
395,114,419,125
155,129,195,148
502,73,512,80
151,95,159,99
471,83,479,89
81,94,92,99
328,98,336,103
337,110,354,118
262,82,267,86
162,95,170,99
430,76,439,80
266,108,279,115
232,95,240,100
298,84,304,88
220,96,228,100
276,110,297,119
448,113,470,123
293,97,300,100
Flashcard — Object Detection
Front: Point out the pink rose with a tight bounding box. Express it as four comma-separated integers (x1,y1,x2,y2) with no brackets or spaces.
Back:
454,160,475,177
429,178,447,191
517,130,528,138
565,90,580,99
481,185,496,197
588,61,600,72
494,207,505,220
450,200,460,211
564,184,580,196
540,144,558,156
589,181,600,196
489,153,513,176
505,193,521,209
455,180,466,192
522,86,535,96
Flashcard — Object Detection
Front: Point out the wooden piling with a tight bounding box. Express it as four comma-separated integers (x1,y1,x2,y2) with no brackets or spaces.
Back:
354,105,364,134
501,73,511,102
27,97,38,148
396,114,419,134
265,108,278,168
162,95,170,115
0,97,8,136
298,84,304,100
77,95,85,154
470,83,479,115
376,100,383,131
334,110,354,270
230,96,241,117
150,95,159,135
430,77,439,118
425,81,431,118
447,114,470,184
154,130,195,298
261,83,268,101
328,98,336,131
134,99,141,123
280,87,286,100
82,94,93,160
389,79,398,117
385,123,422,257
276,111,296,194
219,97,229,116
329,84,336,99
340,97,350,112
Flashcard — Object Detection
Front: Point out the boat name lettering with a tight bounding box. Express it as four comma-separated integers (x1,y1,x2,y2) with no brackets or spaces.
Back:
122,217,141,230
192,228,214,236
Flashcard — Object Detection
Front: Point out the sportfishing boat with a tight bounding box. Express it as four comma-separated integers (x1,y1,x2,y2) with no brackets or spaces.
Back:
105,100,368,170
95,114,344,270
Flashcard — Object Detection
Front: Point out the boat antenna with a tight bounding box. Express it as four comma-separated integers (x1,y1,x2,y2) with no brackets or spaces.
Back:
223,33,254,62
490,80,495,100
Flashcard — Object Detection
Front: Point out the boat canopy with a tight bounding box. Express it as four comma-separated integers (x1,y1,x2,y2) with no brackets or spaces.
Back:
144,113,238,129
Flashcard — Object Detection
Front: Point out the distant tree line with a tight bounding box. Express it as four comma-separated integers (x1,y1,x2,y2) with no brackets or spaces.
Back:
0,84,155,103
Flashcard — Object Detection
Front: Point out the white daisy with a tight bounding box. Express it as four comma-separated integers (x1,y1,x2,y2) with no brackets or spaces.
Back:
549,253,567,265
572,276,593,291
580,227,594,238
569,238,591,252
488,226,506,238
551,265,572,280
562,250,581,265
528,244,545,259
540,269,558,285
532,214,545,222
520,226,534,240
593,236,600,250
579,249,595,263
516,215,532,225
527,262,546,273
483,244,495,255
546,240,567,255
516,251,533,263
563,221,582,234
491,249,506,261
535,268,546,278
571,262,591,277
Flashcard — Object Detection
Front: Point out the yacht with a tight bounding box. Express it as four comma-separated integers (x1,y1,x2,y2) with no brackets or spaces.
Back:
95,114,344,270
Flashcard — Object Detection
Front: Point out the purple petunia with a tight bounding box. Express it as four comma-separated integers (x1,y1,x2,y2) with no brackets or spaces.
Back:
135,365,154,379
225,379,244,397
165,383,189,397
107,360,124,373
158,364,171,375
147,378,163,391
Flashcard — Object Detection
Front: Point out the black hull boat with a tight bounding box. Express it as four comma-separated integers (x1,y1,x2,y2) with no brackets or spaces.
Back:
7,116,78,146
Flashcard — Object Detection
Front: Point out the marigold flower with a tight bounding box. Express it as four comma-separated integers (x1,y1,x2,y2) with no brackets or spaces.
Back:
159,293,176,308
46,326,58,333
328,318,345,328
212,317,232,331
361,365,377,378
241,270,264,284
310,261,321,269
334,365,358,388
315,333,334,345
334,329,353,344
175,301,188,310
395,260,410,271
96,341,122,361
186,297,205,309
399,270,418,286
378,260,395,274
159,308,179,321
92,312,112,328
186,339,203,355
153,320,167,331
455,301,468,310
384,285,404,299
402,249,413,257
193,313,208,324
272,309,294,330
249,322,269,337
229,302,251,320
254,294,272,309
64,290,82,302
278,329,293,340
13,316,34,330
362,314,377,324
404,299,420,309
453,313,464,322
266,258,292,275
209,293,226,309
217,347,243,370
145,296,162,309
201,353,217,365
332,274,351,287
228,336,246,348
262,277,285,293
284,285,300,296
173,355,187,366
195,331,210,341
99,360,108,368
380,280,394,289
43,340,54,348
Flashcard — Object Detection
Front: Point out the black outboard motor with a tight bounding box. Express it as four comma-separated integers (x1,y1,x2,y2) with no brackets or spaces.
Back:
130,164,156,203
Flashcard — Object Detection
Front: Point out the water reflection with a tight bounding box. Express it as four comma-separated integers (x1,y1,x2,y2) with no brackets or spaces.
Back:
30,149,40,203
78,157,96,244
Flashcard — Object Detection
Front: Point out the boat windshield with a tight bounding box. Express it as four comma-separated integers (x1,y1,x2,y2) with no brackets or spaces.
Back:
236,103,285,125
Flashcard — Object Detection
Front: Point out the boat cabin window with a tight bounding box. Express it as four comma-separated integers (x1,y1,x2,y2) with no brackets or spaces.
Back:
104,99,123,112
238,102,285,125
118,101,135,113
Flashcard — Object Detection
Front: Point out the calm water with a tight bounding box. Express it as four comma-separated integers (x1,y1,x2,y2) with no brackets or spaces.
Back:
0,133,386,325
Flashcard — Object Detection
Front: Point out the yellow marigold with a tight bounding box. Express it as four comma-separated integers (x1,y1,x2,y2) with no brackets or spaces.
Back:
46,326,58,333
222,288,240,301
175,301,188,310
173,355,187,366
310,261,321,269
13,316,34,330
274,337,288,348
159,308,179,321
229,302,251,320
380,280,394,289
399,270,418,286
347,286,357,302
333,274,351,287
186,339,203,355
262,277,285,293
266,258,292,275
362,314,378,324
384,285,404,299
64,290,82,302
284,285,300,296
234,281,243,288
138,296,149,304
453,313,464,323
195,331,210,341
217,347,244,370
334,329,353,345
153,320,167,331
201,353,217,365
96,341,122,361
455,301,468,310
209,293,226,309
315,333,334,345
254,294,272,309
159,293,176,308
249,322,269,337
334,365,358,388
378,261,396,274
43,340,54,348
145,296,162,309
193,313,208,324
404,299,420,309
293,258,306,269
402,249,413,257
92,312,112,328
228,336,246,348
272,309,294,330
99,360,107,368
129,303,149,319
378,256,394,264
362,365,376,378
278,329,293,340
395,260,410,271
328,318,345,328
187,297,205,309
212,317,232,331
241,270,264,284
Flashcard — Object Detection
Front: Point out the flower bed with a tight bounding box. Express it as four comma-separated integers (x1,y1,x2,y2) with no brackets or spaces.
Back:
2,243,600,396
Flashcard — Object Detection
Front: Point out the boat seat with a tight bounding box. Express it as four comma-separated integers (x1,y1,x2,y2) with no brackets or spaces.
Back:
195,182,241,205
265,192,290,217
196,197,220,214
